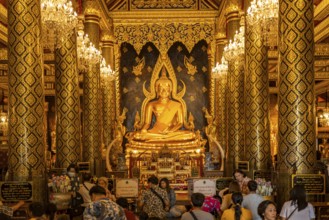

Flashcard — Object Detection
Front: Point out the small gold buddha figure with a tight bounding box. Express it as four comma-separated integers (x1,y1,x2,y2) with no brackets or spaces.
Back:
131,67,195,142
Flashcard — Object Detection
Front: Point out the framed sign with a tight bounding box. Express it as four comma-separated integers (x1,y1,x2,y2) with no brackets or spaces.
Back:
193,179,216,197
236,161,249,171
0,182,33,201
77,162,90,173
253,170,272,182
291,174,325,195
115,178,139,198
216,177,233,191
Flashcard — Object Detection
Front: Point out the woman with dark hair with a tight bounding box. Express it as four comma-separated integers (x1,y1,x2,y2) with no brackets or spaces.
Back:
221,192,252,220
279,185,315,220
159,177,182,218
233,169,251,194
220,181,240,212
258,200,277,220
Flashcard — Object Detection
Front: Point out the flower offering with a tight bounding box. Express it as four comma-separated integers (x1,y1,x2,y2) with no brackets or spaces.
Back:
51,175,71,193
255,178,273,196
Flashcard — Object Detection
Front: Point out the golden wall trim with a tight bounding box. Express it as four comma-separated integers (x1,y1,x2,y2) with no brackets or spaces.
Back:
216,1,227,32
315,16,329,43
0,48,7,60
0,3,6,21
0,22,7,43
315,43,329,56
314,0,329,21
109,10,218,20
225,3,239,15
44,53,54,62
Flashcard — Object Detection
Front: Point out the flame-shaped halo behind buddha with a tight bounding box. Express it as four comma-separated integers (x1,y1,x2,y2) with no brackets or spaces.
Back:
140,55,188,128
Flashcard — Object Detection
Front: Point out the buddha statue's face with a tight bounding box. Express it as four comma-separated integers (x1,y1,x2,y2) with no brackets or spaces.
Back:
157,80,172,99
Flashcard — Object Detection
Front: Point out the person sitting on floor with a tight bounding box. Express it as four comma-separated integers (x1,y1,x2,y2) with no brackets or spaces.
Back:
159,177,183,218
139,175,169,220
117,197,138,220
83,185,126,220
181,192,213,220
201,195,222,218
221,192,252,220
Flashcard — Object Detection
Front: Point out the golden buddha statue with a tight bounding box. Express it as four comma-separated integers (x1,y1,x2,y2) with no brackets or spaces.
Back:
131,68,195,142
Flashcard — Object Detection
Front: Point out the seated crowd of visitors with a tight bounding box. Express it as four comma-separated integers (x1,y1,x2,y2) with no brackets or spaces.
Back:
0,167,316,220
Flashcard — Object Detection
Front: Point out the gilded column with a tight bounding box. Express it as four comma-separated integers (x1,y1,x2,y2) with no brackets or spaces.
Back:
277,0,315,204
83,2,102,176
214,32,228,170
245,22,271,174
55,34,81,168
101,31,116,149
208,45,215,116
225,5,242,176
7,0,46,202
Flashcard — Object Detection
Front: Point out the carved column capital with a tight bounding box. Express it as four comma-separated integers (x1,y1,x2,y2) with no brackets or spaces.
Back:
84,0,101,23
215,31,227,45
101,30,115,44
225,2,240,23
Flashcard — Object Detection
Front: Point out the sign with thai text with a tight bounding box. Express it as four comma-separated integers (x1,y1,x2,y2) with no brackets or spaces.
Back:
193,179,216,196
116,178,139,198
0,182,33,201
291,174,325,195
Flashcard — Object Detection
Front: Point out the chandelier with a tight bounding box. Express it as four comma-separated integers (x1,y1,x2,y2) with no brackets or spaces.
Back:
41,0,78,51
247,0,278,47
77,29,102,72
223,26,245,62
212,57,228,78
0,111,8,137
318,91,329,127
100,58,116,81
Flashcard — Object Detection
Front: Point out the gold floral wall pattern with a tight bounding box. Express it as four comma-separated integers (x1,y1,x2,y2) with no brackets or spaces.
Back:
120,42,160,131
114,22,215,55
119,40,209,140
130,0,197,9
